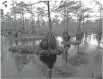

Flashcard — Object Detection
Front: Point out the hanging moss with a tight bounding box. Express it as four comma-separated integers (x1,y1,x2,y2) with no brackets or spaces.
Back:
40,32,57,50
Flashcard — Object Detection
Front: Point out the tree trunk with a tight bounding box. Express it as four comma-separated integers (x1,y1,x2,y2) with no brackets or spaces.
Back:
2,18,4,30
85,16,88,43
32,17,36,34
83,19,84,34
48,69,52,79
47,1,52,32
66,11,69,33
77,44,80,54
14,14,16,30
23,16,25,33
78,20,81,28
22,10,25,34
65,49,68,67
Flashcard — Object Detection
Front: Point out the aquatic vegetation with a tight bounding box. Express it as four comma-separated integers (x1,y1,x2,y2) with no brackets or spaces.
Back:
9,45,64,55
14,36,44,41
9,45,39,54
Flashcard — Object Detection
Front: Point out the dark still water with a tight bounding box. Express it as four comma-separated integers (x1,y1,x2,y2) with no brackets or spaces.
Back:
1,34,103,78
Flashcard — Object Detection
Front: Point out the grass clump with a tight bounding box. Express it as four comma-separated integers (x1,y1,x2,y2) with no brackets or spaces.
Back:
14,36,44,41
40,32,57,50
9,45,64,55
9,45,39,54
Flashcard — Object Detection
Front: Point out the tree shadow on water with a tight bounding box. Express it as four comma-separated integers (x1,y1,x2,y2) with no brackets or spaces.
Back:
12,53,32,78
52,65,77,78
67,52,89,66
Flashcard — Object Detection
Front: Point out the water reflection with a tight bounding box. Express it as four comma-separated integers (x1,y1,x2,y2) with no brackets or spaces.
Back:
89,34,98,46
1,33,103,78
5,33,102,48
12,53,33,78
57,34,102,48
56,36,64,47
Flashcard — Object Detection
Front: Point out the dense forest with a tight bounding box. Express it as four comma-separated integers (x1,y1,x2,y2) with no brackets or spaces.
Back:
1,0,102,37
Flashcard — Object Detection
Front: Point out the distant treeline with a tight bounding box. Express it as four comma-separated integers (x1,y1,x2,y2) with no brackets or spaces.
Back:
1,19,100,36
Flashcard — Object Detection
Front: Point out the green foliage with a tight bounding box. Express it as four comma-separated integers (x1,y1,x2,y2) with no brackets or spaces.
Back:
52,15,60,24
70,1,91,23
37,47,64,55
40,32,57,50
14,36,44,41
9,45,39,54
10,1,28,16
36,7,46,27
9,44,64,55
56,1,77,12
26,3,35,15
1,9,4,17
16,1,27,13
36,7,46,17
10,1,18,15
